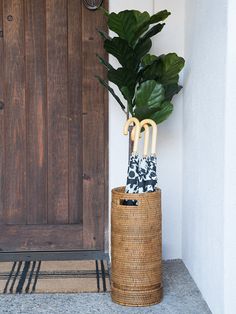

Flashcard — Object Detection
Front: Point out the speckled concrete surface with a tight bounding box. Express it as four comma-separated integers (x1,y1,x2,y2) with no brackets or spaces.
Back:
0,260,211,314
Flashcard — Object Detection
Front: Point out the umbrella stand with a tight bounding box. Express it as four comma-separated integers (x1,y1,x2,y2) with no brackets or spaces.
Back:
111,118,163,307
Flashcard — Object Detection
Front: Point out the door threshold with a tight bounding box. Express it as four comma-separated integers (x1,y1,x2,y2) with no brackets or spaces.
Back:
0,250,109,262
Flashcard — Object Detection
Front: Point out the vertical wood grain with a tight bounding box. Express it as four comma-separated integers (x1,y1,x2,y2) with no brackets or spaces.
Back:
68,0,83,224
25,0,47,224
0,0,4,223
46,0,69,224
103,0,109,252
0,0,108,252
82,1,108,249
3,0,26,224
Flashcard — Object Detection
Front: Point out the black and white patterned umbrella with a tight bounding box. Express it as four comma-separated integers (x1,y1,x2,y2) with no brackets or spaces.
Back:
139,119,158,193
130,119,158,194
125,153,140,194
137,123,150,193
143,154,158,192
123,118,158,205
123,118,141,205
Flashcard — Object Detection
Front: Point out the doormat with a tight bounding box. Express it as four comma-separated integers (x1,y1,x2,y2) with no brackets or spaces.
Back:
0,260,110,294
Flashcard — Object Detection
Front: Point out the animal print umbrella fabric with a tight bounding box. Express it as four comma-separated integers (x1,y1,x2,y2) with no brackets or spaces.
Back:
145,154,158,192
138,155,158,193
124,153,140,205
125,153,140,194
137,157,148,193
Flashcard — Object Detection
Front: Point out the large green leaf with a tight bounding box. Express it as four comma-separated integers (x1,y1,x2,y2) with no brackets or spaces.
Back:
138,23,165,45
121,86,134,114
108,68,136,99
107,10,170,47
95,76,126,113
104,37,137,69
160,53,185,85
132,11,151,41
133,10,150,29
163,75,179,85
141,54,158,67
108,10,150,46
149,101,173,124
121,86,133,104
140,53,185,86
164,83,182,100
135,10,170,39
134,80,165,119
141,58,163,81
134,38,152,62
134,24,164,61
149,10,171,24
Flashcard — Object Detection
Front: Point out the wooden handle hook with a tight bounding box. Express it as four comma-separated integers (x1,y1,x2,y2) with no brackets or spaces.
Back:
140,121,150,157
139,119,157,154
123,117,140,154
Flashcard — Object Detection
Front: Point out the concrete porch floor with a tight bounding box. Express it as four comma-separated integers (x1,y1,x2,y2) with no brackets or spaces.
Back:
0,260,211,314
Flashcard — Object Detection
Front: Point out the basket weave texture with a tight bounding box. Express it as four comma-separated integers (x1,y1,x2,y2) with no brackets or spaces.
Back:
111,186,162,307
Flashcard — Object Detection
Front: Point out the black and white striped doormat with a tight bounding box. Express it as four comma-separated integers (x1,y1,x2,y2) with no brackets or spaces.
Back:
0,260,110,294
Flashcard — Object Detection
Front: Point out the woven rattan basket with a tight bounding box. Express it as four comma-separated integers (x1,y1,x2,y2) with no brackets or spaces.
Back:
111,186,162,307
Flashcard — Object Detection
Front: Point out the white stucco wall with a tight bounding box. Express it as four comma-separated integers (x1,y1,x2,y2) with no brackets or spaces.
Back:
224,1,236,313
108,1,236,312
109,0,185,259
182,0,227,313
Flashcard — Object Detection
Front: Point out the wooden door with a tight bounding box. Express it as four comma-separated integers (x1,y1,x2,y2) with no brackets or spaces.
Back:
0,0,108,254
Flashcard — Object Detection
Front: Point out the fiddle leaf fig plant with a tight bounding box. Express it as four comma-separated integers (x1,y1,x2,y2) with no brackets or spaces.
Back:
96,9,185,125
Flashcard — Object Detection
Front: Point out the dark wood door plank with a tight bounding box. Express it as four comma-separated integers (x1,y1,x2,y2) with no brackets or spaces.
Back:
102,0,109,252
68,0,83,224
0,224,83,251
82,3,108,250
0,0,4,223
25,0,47,224
46,0,69,224
3,0,26,224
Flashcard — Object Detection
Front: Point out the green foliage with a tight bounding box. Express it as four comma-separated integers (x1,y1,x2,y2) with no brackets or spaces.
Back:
97,9,185,125
135,80,165,119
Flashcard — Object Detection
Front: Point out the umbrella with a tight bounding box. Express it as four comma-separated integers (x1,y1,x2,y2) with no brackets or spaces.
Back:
131,119,158,193
123,118,141,205
141,119,158,192
137,122,150,193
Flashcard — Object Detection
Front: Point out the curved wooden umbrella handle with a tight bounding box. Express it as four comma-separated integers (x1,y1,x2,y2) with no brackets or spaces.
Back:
123,117,140,154
140,121,150,157
140,119,157,154
130,126,141,142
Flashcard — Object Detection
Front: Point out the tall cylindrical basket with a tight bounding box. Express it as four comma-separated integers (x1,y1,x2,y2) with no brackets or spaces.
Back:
111,186,162,307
